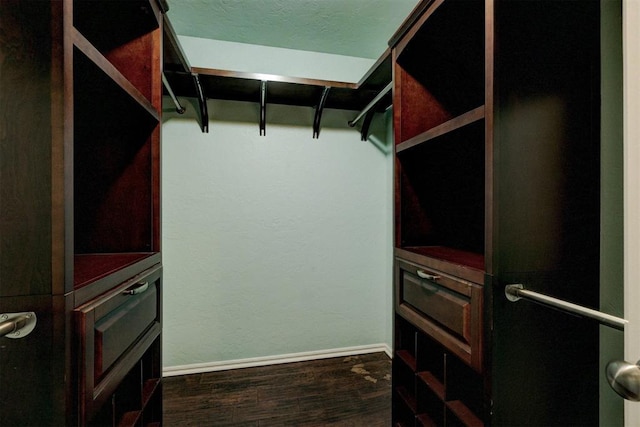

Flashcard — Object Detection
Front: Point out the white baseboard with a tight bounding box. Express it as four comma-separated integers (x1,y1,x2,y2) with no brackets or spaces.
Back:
163,343,392,377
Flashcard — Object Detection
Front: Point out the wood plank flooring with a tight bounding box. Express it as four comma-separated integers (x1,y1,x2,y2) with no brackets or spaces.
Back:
162,352,391,426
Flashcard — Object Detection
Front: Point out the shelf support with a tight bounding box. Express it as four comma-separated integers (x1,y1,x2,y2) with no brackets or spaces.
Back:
348,81,392,128
259,81,267,136
192,73,209,133
162,72,185,114
359,110,376,141
313,86,331,139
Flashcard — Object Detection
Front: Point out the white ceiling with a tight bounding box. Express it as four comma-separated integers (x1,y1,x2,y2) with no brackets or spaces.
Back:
165,0,420,59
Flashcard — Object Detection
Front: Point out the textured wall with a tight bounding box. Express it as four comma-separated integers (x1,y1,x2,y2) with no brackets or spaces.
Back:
161,101,393,367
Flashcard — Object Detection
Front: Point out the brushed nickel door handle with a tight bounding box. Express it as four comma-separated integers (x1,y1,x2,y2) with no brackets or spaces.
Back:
606,359,640,401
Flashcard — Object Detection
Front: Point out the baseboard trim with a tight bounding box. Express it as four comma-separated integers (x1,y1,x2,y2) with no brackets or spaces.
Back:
163,343,393,377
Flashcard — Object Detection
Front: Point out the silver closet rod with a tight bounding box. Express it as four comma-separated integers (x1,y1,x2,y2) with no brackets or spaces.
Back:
505,284,628,331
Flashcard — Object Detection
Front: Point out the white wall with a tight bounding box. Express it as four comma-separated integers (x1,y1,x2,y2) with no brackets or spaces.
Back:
161,67,393,368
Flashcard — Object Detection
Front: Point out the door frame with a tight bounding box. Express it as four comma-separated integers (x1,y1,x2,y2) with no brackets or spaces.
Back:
623,0,640,425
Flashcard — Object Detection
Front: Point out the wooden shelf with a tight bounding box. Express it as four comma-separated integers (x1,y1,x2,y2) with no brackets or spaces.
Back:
417,413,438,427
141,378,161,407
165,64,389,112
396,349,418,372
417,372,445,401
446,400,483,427
163,19,392,131
396,106,484,153
392,0,485,142
74,253,161,307
118,410,142,427
396,386,418,413
74,253,156,287
397,246,484,279
395,115,485,274
73,29,160,121
115,379,161,427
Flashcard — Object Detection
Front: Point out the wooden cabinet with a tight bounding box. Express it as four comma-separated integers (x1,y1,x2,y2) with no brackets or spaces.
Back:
75,265,162,426
391,1,486,424
0,0,164,425
391,0,602,425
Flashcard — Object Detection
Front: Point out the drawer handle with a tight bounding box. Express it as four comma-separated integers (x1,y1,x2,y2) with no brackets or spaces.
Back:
123,282,149,295
416,270,441,281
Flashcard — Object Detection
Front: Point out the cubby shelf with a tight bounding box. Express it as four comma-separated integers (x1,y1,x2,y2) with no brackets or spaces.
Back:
393,315,484,426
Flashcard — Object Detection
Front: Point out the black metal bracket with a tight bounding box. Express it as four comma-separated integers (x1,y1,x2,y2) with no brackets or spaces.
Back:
360,110,376,141
348,82,393,135
259,81,267,136
192,73,209,133
313,86,331,139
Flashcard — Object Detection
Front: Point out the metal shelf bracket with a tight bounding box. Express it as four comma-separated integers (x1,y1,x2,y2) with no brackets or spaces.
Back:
313,86,331,139
192,73,209,133
259,80,267,136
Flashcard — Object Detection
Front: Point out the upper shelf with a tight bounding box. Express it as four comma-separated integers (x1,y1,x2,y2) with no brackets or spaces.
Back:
162,13,392,137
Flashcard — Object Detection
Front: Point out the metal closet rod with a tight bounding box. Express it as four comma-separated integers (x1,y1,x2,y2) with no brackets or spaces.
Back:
505,284,628,331
162,72,186,114
348,82,393,127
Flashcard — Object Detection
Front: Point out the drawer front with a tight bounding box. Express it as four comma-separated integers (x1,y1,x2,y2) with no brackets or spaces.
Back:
75,264,162,422
402,272,470,341
94,283,157,379
395,259,483,371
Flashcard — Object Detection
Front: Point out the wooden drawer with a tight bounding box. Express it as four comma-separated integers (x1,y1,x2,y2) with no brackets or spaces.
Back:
75,264,162,423
94,279,157,379
395,258,483,372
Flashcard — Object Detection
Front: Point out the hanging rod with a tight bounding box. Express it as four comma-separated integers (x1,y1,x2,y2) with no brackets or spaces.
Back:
505,284,628,331
348,82,393,128
162,72,186,114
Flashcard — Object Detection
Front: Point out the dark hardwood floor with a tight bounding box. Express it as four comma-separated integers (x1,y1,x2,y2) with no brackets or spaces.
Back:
162,352,392,426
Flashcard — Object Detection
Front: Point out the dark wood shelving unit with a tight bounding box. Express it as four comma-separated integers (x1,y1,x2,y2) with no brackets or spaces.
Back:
73,0,164,422
391,0,603,425
0,0,164,425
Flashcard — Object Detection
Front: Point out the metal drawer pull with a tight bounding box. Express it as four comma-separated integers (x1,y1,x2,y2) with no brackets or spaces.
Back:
505,284,628,331
417,270,441,281
123,282,149,295
0,312,37,339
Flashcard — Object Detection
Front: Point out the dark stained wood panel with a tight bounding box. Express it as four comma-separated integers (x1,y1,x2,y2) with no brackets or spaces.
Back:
0,1,54,297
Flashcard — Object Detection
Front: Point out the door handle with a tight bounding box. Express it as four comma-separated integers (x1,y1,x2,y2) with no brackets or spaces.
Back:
0,312,37,339
606,359,640,401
